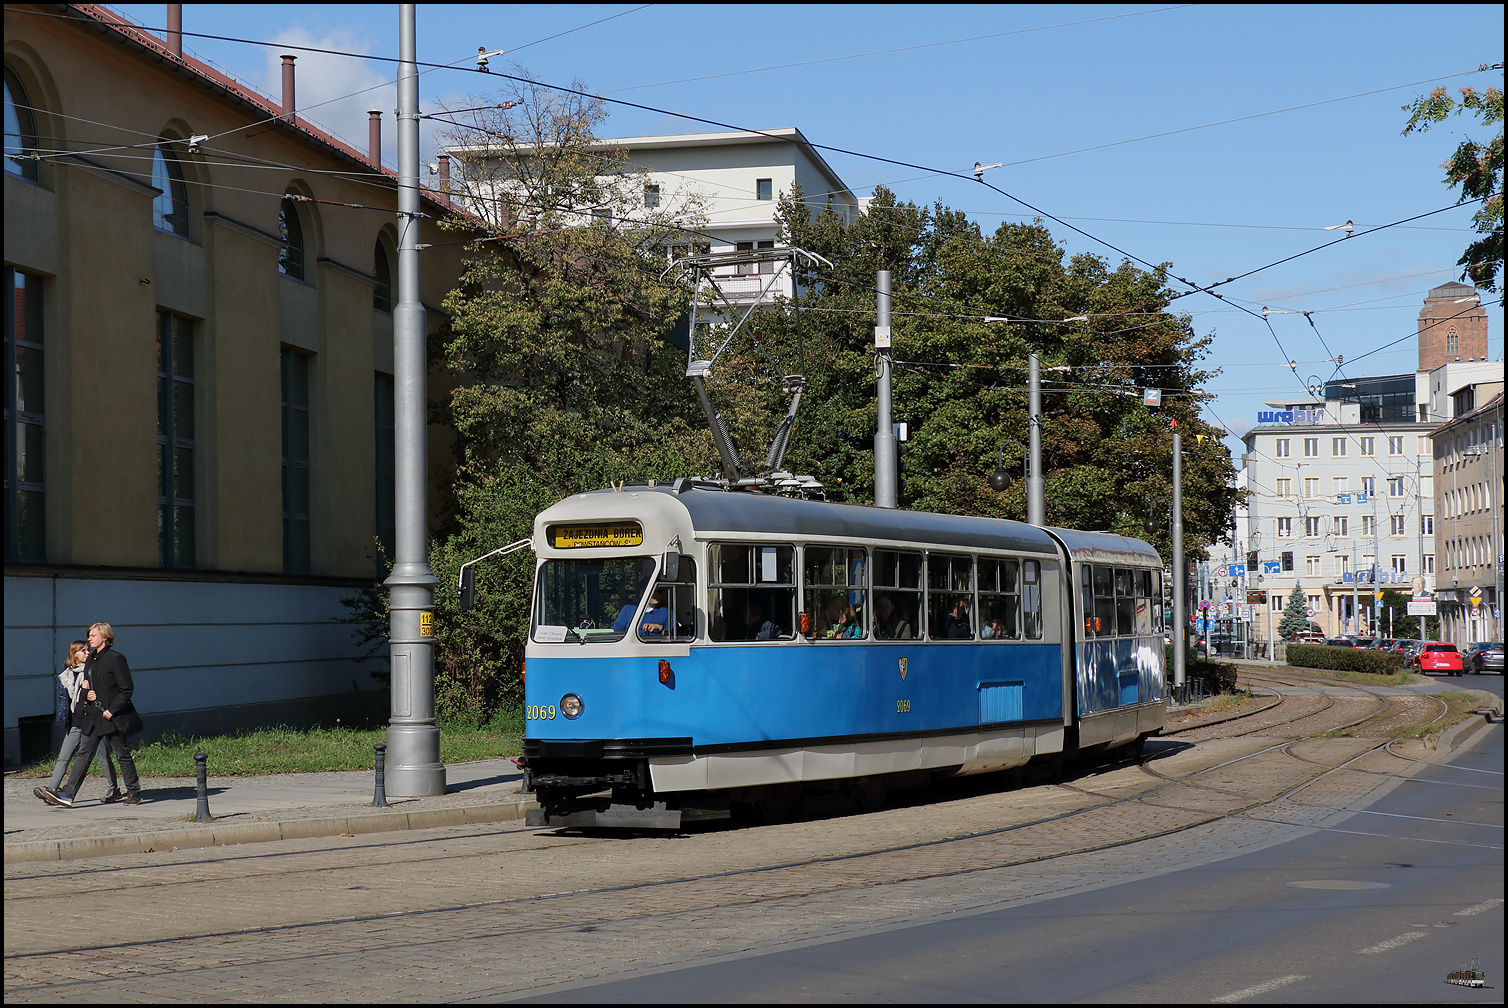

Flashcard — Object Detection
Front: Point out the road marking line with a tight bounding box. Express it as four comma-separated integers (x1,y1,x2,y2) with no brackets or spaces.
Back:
1358,931,1428,954
1456,898,1503,917
1212,975,1308,1002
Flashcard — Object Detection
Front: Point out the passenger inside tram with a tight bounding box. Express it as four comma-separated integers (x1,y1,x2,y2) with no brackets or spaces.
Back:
873,592,914,639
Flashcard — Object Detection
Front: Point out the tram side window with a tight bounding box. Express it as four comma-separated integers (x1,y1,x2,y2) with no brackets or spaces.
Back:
1133,568,1153,635
708,543,795,642
873,549,921,640
645,557,697,642
928,553,974,640
1150,569,1162,634
978,557,1020,640
1022,559,1043,639
1090,565,1115,637
1115,568,1136,635
804,546,867,640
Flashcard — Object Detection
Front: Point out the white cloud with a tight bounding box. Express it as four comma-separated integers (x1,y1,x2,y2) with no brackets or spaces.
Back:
258,28,396,166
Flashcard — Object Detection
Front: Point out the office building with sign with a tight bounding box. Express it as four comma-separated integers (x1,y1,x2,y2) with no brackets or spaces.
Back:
1239,283,1495,641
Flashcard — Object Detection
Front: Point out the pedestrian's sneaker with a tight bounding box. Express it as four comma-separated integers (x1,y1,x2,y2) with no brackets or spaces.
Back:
122,792,142,806
100,789,125,804
36,787,73,808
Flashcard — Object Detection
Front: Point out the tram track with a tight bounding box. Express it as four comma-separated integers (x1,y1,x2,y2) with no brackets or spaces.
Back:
4,680,1462,974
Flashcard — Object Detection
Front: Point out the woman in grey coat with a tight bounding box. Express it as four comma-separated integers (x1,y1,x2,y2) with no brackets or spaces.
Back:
36,640,122,803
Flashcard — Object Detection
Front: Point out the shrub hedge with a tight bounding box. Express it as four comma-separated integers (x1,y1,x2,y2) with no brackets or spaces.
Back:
1190,660,1239,695
1288,644,1405,674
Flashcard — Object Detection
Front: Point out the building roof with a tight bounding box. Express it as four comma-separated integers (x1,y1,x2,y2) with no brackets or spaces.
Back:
50,4,452,211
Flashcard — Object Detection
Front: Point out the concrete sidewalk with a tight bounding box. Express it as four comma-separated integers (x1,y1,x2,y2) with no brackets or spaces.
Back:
3,757,536,864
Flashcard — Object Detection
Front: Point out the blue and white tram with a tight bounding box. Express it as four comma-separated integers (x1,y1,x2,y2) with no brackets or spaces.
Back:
519,481,1165,828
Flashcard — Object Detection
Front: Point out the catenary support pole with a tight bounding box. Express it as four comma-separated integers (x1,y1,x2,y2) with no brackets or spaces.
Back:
1027,353,1045,526
874,270,896,509
384,3,444,796
1172,431,1185,688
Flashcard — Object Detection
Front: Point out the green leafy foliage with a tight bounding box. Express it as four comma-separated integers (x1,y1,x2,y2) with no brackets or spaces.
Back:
765,184,1242,554
1403,82,1505,303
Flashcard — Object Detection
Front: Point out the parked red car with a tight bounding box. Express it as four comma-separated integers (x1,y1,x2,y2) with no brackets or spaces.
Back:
1413,643,1463,675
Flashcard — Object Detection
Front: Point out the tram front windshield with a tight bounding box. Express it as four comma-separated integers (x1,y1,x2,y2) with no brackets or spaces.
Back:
534,556,656,643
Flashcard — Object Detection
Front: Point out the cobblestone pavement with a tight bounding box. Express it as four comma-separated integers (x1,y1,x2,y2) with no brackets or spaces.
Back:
5,675,1498,1003
5,718,1491,1004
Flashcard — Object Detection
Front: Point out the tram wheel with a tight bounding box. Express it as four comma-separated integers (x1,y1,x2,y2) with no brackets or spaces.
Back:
853,776,888,813
753,784,800,824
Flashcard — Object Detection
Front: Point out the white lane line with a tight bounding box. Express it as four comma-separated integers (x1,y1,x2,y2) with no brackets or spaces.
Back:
1358,931,1429,954
1456,898,1504,917
1212,975,1309,1002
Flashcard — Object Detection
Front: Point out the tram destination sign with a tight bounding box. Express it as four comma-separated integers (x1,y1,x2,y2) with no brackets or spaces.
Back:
549,522,644,549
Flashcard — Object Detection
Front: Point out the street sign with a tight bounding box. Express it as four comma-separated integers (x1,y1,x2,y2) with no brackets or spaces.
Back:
1228,563,1246,577
1263,560,1281,575
1143,387,1162,406
1215,565,1228,579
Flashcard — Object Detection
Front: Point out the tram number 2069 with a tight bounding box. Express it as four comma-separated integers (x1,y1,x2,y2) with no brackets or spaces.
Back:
896,699,911,713
526,705,558,721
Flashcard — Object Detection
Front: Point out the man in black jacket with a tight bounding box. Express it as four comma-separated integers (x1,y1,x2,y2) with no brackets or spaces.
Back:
36,622,142,808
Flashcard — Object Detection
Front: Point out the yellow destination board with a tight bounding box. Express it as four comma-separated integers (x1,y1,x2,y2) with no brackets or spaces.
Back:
549,523,644,549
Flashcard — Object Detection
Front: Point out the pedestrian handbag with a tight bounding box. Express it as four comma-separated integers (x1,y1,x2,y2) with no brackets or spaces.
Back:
112,701,146,738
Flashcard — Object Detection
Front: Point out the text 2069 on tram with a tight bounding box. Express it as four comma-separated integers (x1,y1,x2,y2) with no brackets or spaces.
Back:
484,479,1165,829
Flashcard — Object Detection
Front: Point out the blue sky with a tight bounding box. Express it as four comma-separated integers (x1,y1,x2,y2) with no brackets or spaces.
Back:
112,3,1505,458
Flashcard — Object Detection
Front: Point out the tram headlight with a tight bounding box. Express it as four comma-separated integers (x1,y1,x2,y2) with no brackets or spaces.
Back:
560,693,584,719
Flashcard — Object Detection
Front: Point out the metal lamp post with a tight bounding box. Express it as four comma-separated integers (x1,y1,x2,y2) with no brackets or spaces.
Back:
383,3,445,796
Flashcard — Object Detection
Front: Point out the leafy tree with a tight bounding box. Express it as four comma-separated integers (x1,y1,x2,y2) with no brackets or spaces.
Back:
358,77,719,723
1277,583,1310,640
765,184,1243,559
1403,80,1504,304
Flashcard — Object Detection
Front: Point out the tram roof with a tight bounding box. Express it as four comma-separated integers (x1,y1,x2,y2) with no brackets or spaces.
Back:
550,486,1063,554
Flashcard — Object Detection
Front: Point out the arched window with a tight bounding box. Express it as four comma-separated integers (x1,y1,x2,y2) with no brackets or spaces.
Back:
1446,327,1458,355
278,195,305,280
373,240,392,312
152,141,189,236
4,65,39,182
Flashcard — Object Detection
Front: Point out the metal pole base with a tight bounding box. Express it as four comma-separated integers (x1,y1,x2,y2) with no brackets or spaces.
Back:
384,724,445,796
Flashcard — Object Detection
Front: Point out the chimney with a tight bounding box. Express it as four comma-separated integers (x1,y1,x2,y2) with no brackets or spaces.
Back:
437,153,451,204
368,110,382,166
165,4,182,57
281,55,296,120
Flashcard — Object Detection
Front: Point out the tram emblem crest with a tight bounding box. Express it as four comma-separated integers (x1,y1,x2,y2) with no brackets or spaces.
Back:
898,657,908,680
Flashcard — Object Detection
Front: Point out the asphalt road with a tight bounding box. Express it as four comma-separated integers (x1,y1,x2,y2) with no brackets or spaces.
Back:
517,715,1504,1004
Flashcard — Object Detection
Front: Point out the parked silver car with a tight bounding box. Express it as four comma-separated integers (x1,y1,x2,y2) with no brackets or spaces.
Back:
1465,642,1503,674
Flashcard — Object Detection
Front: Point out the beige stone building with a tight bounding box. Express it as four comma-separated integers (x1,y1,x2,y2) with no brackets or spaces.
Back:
4,4,470,762
1433,391,1504,647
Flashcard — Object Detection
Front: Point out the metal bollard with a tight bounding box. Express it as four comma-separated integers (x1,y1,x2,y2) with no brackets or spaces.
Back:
194,752,213,821
373,742,389,807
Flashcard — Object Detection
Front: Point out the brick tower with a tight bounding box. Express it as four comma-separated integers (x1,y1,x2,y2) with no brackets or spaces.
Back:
1418,281,1488,372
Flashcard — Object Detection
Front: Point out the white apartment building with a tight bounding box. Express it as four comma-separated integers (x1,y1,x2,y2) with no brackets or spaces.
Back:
1239,283,1498,641
1244,398,1437,638
445,127,862,307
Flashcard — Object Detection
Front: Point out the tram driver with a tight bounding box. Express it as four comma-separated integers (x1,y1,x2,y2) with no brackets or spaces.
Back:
611,588,669,636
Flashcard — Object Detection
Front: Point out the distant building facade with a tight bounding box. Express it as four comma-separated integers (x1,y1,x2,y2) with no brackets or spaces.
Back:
4,4,469,763
447,127,862,308
1238,282,1502,642
1432,391,1503,646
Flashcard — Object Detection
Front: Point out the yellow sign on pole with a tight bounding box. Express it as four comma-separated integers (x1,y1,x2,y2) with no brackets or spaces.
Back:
420,611,434,636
